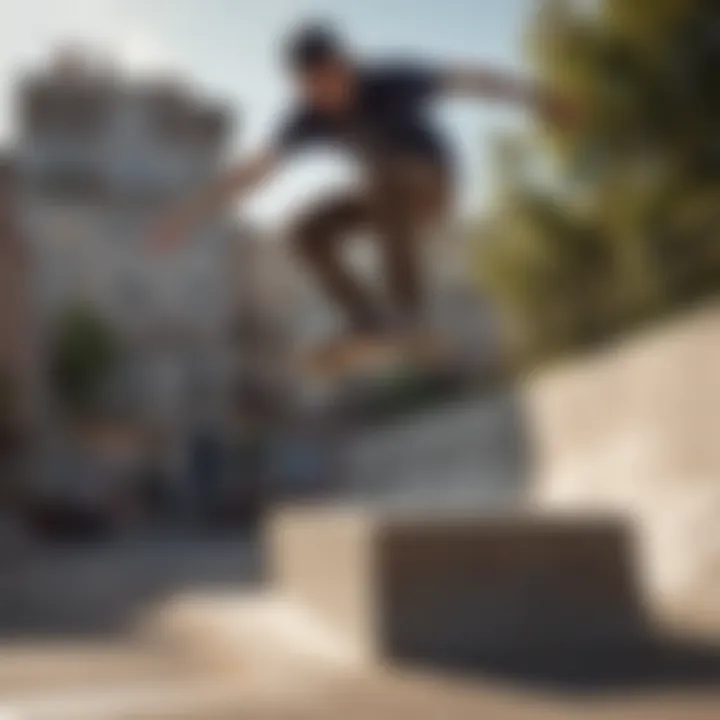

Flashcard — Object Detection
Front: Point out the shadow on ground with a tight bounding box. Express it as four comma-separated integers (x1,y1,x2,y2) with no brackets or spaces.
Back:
401,631,720,695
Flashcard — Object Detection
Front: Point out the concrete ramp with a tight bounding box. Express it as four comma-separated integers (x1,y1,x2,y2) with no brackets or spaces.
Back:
526,303,720,614
269,506,645,666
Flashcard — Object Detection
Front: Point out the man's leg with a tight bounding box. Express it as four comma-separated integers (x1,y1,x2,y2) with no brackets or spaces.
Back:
291,193,382,333
371,161,451,328
378,205,422,325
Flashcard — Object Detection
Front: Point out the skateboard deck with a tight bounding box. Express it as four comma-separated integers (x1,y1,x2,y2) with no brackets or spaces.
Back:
298,333,453,381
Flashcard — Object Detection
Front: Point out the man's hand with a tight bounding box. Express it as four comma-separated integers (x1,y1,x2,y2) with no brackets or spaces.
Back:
538,91,583,132
443,65,583,131
148,151,278,254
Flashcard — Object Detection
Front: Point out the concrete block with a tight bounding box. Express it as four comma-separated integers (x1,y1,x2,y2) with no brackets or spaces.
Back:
268,507,645,666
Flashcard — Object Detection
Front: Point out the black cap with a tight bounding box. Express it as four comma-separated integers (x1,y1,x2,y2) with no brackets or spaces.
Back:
285,23,346,72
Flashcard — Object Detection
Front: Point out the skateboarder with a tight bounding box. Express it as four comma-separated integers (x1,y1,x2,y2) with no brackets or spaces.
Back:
156,24,573,347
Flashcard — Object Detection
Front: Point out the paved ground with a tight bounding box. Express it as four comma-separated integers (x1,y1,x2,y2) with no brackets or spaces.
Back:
0,537,719,718
0,536,264,718
241,673,720,720
0,534,262,639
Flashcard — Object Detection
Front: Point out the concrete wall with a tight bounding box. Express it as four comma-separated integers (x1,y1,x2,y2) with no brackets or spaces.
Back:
526,303,720,609
268,507,377,661
269,507,643,665
378,514,643,663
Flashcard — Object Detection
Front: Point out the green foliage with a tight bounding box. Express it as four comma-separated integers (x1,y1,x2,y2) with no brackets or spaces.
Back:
481,0,720,366
50,306,121,416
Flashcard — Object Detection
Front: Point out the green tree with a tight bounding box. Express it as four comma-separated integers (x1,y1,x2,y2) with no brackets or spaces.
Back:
50,306,121,416
480,0,720,365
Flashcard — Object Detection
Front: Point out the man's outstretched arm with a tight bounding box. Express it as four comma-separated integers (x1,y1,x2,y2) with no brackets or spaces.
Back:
153,150,279,250
441,66,575,125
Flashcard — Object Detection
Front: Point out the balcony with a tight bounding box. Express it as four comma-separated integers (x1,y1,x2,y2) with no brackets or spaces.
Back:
21,80,115,142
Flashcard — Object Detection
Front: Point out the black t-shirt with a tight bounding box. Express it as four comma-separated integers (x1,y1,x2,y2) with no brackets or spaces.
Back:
274,62,450,168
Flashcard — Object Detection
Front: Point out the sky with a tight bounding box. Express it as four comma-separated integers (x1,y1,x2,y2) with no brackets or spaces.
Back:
0,0,534,227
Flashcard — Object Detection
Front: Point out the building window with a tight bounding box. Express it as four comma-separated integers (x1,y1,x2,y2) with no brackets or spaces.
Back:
34,164,107,201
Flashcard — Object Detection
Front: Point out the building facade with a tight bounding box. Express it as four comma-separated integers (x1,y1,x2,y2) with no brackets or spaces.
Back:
17,50,239,437
0,155,36,427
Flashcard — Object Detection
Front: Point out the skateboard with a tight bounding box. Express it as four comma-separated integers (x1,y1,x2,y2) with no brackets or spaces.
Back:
297,332,453,382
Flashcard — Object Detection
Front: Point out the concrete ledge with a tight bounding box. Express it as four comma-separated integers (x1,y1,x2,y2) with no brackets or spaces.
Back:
268,507,377,661
268,506,645,666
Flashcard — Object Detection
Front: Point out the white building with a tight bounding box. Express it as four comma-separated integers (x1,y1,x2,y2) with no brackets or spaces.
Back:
17,50,239,435
0,155,37,426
